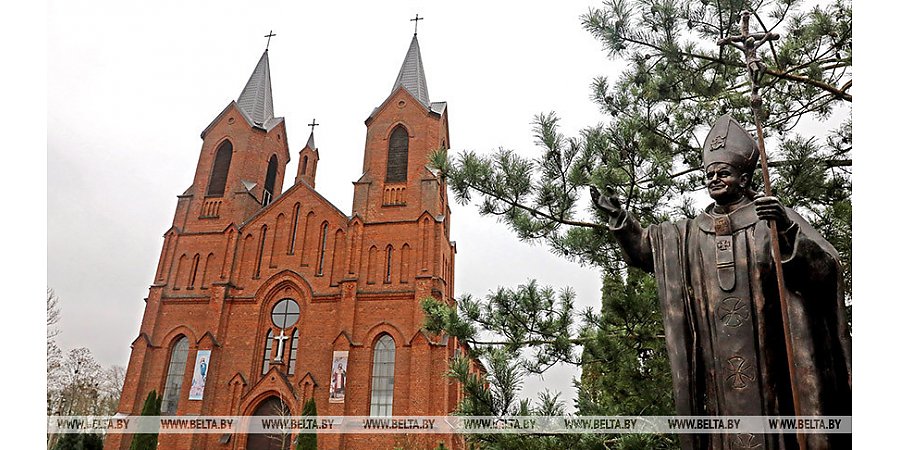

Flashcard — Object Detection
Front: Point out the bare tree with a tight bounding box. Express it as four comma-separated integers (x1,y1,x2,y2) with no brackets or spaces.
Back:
47,289,63,388
47,288,60,338
99,365,126,415
47,289,64,450
46,293,114,415
45,290,131,449
57,347,104,416
268,393,294,450
49,347,104,449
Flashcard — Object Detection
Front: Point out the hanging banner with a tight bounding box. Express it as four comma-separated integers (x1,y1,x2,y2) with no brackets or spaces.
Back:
189,350,211,400
329,351,348,403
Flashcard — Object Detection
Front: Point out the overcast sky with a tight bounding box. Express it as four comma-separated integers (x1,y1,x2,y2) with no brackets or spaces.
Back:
45,0,634,410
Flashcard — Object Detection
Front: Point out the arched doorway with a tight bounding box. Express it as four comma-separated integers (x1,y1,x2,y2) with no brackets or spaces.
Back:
246,396,292,450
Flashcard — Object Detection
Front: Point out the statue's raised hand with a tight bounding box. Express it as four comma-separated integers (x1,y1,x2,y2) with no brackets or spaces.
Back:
589,186,624,220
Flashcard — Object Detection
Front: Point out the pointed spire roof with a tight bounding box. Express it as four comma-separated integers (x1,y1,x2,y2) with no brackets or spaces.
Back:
392,34,430,106
366,33,445,123
237,50,275,128
304,130,316,149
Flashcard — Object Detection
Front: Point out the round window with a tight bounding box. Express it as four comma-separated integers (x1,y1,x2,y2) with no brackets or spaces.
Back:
271,298,300,329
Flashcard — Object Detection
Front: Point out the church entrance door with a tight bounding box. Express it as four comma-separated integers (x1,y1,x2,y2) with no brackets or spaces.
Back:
246,396,292,450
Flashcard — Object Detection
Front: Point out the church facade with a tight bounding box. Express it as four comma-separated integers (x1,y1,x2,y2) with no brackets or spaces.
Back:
106,34,469,450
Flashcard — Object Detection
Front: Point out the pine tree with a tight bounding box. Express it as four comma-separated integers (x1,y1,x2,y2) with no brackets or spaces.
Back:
80,433,104,450
425,1,850,449
295,398,318,450
129,390,161,450
576,269,677,449
51,433,104,450
51,433,78,450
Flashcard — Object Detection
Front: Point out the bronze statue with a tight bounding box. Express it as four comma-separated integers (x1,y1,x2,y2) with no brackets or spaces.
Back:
590,115,851,450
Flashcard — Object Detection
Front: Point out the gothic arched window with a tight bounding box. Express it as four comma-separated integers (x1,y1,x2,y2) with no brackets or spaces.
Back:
261,329,274,375
386,126,408,182
263,155,278,206
161,336,189,414
207,140,233,197
288,329,300,375
262,299,301,375
369,334,396,416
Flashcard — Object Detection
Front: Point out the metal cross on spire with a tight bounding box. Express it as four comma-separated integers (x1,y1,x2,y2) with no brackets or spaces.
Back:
264,30,277,51
308,118,319,130
410,14,424,35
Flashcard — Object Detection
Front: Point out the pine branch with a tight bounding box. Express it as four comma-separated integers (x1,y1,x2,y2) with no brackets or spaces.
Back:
459,178,603,229
766,67,851,101
604,31,852,101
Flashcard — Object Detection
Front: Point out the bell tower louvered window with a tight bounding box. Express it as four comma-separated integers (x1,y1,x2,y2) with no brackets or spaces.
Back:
207,140,233,197
386,126,408,182
263,155,278,206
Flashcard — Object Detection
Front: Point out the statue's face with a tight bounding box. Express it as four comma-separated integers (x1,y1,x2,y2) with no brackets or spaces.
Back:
706,162,749,204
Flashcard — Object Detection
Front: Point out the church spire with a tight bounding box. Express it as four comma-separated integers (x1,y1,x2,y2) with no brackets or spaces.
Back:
237,50,275,128
305,129,315,150
392,34,430,107
305,118,318,149
295,119,320,188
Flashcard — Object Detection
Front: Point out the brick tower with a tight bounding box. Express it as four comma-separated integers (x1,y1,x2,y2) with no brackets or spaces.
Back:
107,34,468,450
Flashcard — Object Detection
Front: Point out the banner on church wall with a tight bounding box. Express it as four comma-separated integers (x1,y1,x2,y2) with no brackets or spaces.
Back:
189,350,211,400
329,351,348,403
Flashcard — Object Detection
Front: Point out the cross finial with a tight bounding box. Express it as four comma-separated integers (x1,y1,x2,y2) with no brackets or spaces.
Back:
410,14,424,35
264,30,277,51
308,118,319,130
717,11,780,107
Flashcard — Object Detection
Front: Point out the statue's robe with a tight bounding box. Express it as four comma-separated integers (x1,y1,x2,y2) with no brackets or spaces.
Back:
611,202,851,450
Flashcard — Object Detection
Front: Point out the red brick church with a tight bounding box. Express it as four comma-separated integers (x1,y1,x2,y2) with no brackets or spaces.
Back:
106,32,469,450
